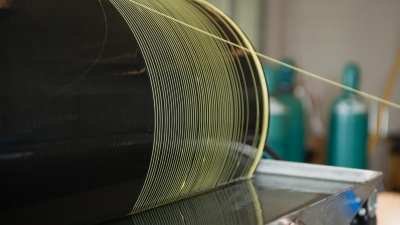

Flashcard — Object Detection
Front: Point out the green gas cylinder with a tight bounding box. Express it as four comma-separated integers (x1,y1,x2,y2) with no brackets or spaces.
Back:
263,65,288,159
277,59,306,162
328,63,368,169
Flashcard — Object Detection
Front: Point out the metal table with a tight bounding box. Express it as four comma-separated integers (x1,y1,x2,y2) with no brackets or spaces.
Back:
103,160,383,225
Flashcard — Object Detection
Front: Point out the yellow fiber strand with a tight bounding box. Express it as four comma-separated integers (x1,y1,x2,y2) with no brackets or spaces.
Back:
129,0,400,110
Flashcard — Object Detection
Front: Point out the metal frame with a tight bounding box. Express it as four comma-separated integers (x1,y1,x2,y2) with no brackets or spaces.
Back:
256,160,383,225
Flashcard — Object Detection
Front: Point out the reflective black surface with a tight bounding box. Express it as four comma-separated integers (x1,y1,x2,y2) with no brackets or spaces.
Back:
99,172,362,225
110,180,263,225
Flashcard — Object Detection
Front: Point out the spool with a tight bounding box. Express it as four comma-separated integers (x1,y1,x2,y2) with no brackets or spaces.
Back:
0,0,268,224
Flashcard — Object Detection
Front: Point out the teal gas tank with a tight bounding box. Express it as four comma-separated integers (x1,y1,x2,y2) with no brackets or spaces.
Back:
263,65,288,159
277,59,306,162
328,63,368,169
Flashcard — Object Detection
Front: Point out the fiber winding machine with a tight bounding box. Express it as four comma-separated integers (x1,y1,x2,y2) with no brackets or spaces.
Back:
0,0,383,224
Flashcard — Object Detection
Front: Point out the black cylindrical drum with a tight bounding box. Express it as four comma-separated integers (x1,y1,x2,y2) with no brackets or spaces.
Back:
0,0,268,224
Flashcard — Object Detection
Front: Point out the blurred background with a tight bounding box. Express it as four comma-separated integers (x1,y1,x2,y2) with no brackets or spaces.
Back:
206,0,400,194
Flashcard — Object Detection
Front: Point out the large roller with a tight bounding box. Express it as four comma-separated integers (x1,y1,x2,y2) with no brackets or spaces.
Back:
0,1,268,224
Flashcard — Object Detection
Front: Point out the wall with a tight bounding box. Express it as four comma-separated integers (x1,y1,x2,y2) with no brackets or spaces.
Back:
206,0,263,50
263,0,400,133
206,0,400,133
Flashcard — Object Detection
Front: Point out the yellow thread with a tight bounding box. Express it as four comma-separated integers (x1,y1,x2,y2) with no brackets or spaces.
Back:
129,0,400,110
245,180,264,225
195,1,268,178
112,0,267,213
131,181,262,224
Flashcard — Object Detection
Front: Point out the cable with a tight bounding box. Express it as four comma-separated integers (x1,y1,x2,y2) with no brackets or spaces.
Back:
128,0,400,111
264,145,283,161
